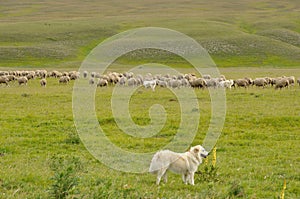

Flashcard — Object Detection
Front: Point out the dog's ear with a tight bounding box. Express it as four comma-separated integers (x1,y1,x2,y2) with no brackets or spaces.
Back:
193,147,199,154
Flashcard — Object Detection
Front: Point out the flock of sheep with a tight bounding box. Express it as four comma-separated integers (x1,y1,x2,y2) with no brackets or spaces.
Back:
0,69,299,91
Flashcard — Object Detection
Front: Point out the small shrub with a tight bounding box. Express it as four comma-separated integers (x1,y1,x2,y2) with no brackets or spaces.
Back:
228,181,245,198
48,155,82,199
65,132,80,144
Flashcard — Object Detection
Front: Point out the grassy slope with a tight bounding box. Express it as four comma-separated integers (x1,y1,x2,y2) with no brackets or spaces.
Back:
0,69,299,198
0,0,300,68
0,1,300,198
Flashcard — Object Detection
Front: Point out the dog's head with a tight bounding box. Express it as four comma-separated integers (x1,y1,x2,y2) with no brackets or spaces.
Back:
190,145,209,160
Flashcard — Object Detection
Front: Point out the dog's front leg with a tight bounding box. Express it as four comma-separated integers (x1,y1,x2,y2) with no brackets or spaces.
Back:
189,172,195,185
162,172,168,183
182,174,188,184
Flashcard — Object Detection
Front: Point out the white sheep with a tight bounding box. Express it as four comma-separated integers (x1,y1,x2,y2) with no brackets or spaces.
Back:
59,76,70,84
169,79,181,89
287,76,295,86
254,78,268,88
219,80,234,89
0,76,9,86
190,78,207,89
275,78,289,89
118,76,127,86
157,80,168,88
83,71,88,78
97,79,108,87
127,78,137,87
234,79,249,88
206,78,218,88
40,78,47,87
89,78,95,85
18,76,28,85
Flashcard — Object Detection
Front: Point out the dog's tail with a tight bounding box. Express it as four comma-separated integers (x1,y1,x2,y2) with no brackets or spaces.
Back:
149,152,161,174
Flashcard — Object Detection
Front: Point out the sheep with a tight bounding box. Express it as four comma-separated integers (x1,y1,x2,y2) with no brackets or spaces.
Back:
118,76,127,86
6,75,16,82
49,70,62,78
190,78,206,89
206,78,218,88
26,73,35,80
181,78,190,87
95,73,102,79
143,80,157,91
177,74,184,80
219,80,234,89
90,72,96,78
97,79,108,87
0,71,6,76
297,78,300,86
253,78,267,88
59,76,70,84
127,78,137,87
244,77,253,86
144,73,153,81
234,79,249,88
271,77,279,86
40,78,47,87
36,69,47,78
83,71,88,78
123,72,133,79
89,78,95,85
286,76,295,86
275,78,289,89
135,76,143,86
107,72,119,84
264,77,272,86
169,79,181,88
202,74,211,79
18,77,28,85
0,76,9,86
157,80,168,88
70,73,80,80
219,75,226,81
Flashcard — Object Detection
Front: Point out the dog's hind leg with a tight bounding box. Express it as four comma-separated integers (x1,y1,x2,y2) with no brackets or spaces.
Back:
182,174,188,184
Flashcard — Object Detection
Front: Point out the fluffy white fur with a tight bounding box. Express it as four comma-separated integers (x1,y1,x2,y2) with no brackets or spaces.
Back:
149,145,208,185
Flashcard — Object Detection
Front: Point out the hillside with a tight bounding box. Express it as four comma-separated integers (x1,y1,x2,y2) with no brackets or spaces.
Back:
0,0,300,68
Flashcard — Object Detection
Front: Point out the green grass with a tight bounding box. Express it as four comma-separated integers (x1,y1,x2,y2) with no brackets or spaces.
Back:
0,0,300,68
0,0,300,198
0,68,299,198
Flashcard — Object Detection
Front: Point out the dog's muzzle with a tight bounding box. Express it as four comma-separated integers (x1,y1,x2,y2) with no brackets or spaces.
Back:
201,154,207,158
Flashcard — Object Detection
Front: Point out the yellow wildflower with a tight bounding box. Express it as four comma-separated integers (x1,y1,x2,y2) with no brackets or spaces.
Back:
280,179,286,199
212,146,217,168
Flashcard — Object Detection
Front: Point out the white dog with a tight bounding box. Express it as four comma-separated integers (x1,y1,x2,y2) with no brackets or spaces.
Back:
149,145,208,185
143,80,157,91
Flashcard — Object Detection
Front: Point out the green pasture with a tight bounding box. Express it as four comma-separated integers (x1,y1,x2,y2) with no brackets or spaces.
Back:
1,0,300,198
0,68,299,198
0,0,300,68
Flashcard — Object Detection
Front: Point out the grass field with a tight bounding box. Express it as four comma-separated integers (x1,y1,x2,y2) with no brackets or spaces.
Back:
0,0,300,68
0,68,299,198
1,0,300,198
